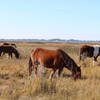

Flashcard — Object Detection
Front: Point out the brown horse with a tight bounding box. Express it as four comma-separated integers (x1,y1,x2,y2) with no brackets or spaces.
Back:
29,48,81,80
0,45,20,59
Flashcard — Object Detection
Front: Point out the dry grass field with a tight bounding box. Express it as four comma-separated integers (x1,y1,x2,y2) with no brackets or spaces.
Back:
0,42,100,100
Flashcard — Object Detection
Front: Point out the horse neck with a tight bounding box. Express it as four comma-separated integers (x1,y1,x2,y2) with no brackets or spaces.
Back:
58,49,78,72
65,57,78,72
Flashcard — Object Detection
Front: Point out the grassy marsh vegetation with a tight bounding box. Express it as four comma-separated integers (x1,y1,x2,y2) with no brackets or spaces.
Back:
0,42,100,100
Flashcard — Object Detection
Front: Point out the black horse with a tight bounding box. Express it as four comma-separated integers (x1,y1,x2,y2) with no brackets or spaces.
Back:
0,46,20,59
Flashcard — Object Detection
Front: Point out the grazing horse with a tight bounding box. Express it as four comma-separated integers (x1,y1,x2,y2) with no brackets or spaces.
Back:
0,45,20,59
29,48,81,80
80,45,100,62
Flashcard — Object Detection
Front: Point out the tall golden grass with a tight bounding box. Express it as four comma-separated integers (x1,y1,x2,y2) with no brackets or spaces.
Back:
0,42,100,100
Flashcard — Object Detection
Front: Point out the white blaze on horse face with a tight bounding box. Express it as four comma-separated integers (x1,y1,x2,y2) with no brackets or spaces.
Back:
93,45,100,57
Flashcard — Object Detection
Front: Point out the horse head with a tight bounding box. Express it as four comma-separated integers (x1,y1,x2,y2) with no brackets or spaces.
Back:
16,51,20,59
71,64,81,80
13,48,20,59
73,66,81,80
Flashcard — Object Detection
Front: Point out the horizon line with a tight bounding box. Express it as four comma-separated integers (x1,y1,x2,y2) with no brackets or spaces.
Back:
0,38,100,41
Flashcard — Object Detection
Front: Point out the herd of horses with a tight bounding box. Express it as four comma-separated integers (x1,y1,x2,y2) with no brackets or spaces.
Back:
0,42,100,80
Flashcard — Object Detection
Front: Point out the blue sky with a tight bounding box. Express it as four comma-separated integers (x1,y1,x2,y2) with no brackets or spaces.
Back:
0,0,100,40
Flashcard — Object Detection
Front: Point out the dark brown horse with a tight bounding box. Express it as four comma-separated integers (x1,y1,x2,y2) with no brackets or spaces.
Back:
29,48,81,80
0,45,20,59
80,45,100,62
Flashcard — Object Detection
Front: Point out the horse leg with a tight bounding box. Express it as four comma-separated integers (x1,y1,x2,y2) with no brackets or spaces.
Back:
8,53,11,59
1,52,5,56
93,55,99,66
0,52,1,56
29,67,33,76
10,53,13,58
93,56,98,66
58,68,63,78
49,69,57,80
94,56,98,62
9,53,12,59
34,65,38,78
94,53,99,62
29,57,33,76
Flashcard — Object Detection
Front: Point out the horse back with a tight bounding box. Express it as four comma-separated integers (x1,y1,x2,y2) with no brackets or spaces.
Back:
80,45,94,59
80,45,94,53
31,48,63,66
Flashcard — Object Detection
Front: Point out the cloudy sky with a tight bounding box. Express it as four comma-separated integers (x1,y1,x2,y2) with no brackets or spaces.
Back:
0,0,100,40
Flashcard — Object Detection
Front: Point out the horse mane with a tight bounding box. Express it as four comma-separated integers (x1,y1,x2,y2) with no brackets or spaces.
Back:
57,49,79,72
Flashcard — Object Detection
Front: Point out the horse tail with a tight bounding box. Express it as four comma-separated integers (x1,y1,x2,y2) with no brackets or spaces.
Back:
29,57,33,76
